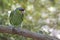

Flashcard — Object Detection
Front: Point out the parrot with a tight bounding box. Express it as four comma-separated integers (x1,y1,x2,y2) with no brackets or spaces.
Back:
9,8,25,27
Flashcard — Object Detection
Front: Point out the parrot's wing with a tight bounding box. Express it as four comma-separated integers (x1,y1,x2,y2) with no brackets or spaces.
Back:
9,11,15,25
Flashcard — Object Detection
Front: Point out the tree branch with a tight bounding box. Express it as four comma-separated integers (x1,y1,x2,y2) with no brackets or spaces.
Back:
0,25,59,40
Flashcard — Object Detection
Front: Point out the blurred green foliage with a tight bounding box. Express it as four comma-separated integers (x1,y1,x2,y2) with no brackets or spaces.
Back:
0,0,60,40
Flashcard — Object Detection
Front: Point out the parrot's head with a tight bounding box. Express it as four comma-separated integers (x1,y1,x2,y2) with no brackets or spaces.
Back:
16,8,25,14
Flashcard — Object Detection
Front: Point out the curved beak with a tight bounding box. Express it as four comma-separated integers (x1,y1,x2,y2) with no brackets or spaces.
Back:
22,10,25,14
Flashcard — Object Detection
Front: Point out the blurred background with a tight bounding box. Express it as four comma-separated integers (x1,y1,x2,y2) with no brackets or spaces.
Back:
0,0,60,40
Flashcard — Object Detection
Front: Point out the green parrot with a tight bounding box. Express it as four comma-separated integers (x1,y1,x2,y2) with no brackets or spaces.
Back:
9,8,25,27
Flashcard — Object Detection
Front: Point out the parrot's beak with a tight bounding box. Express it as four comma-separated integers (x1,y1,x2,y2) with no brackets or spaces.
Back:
22,10,25,14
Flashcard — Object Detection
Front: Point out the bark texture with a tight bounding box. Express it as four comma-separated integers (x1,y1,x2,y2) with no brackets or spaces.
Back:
0,25,59,40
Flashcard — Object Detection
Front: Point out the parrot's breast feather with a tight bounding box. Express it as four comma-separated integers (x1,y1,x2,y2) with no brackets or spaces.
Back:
9,10,23,26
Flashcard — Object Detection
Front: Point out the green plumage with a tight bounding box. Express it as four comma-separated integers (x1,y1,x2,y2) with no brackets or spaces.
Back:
9,9,24,26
